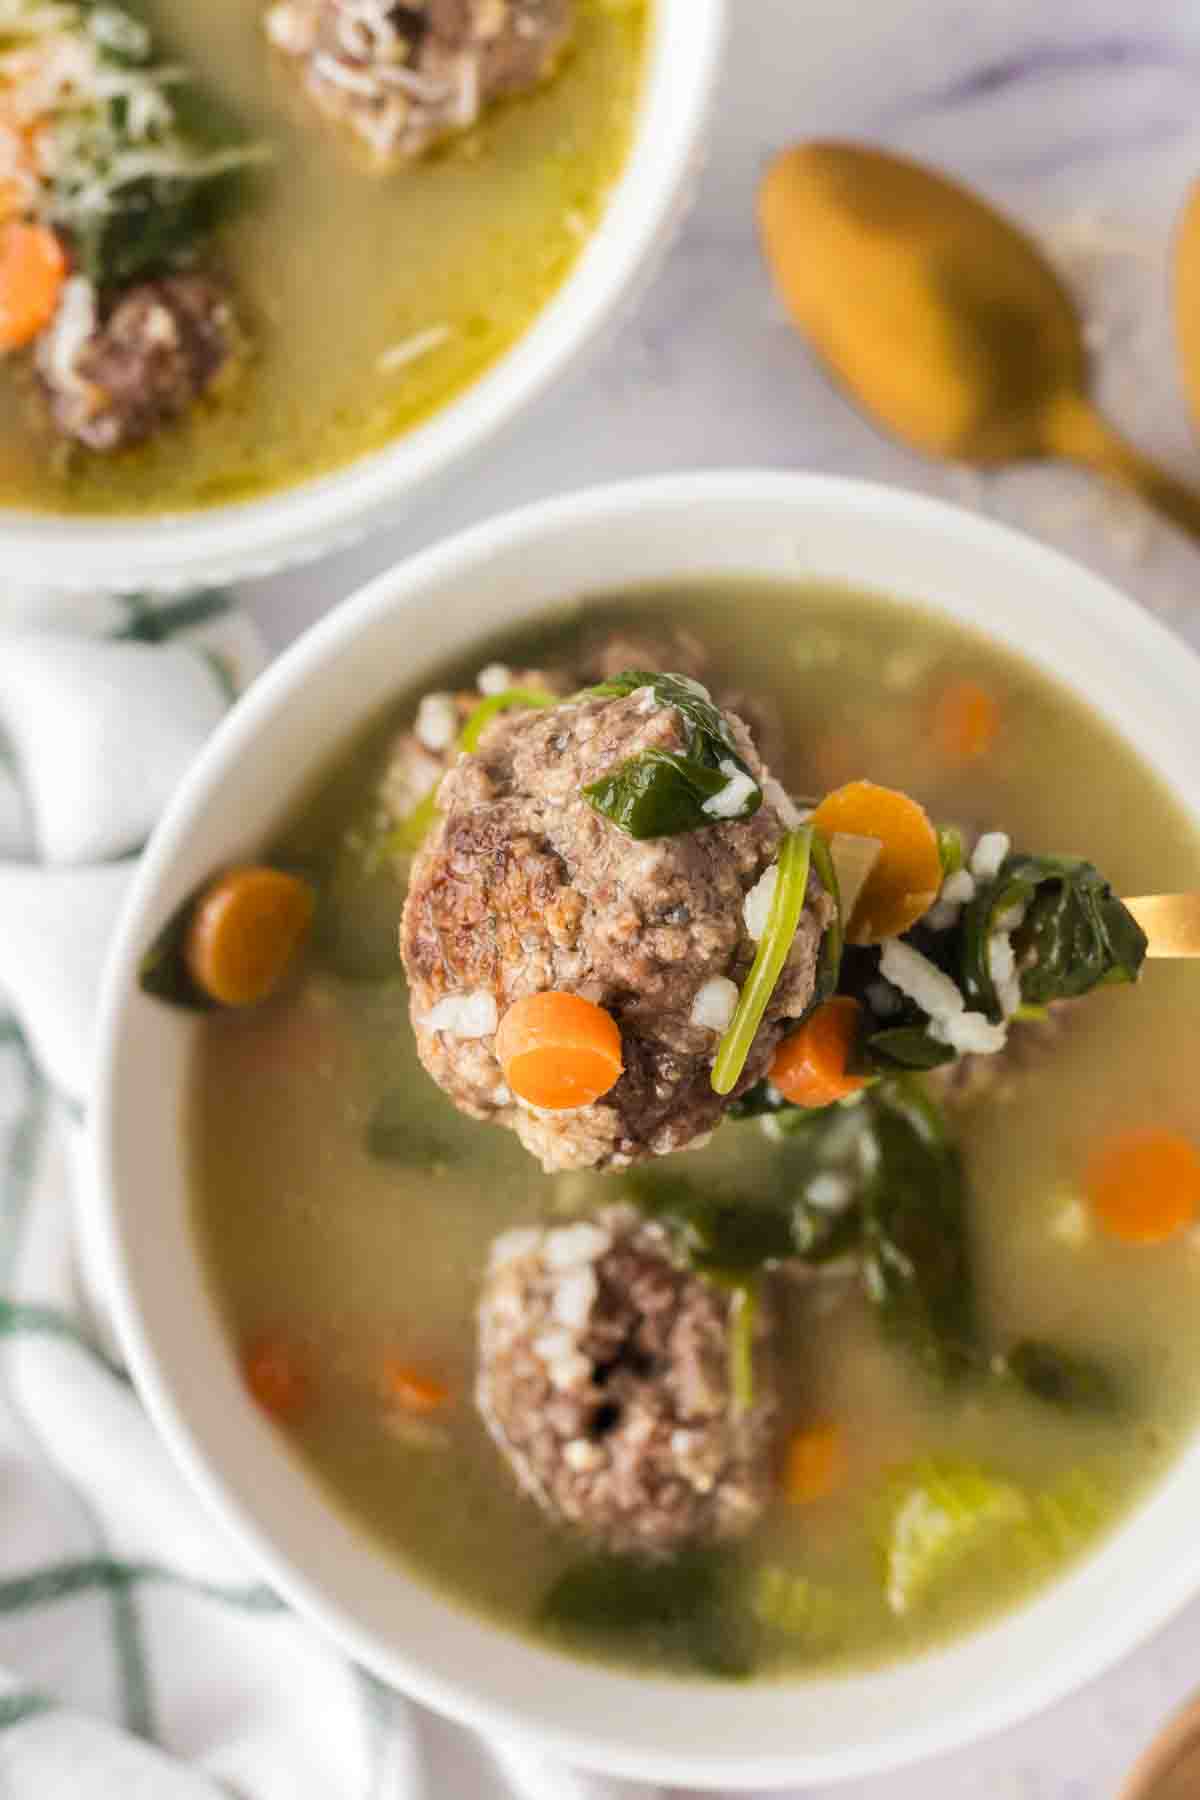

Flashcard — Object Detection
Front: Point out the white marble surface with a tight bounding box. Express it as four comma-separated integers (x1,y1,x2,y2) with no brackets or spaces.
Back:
236,1,1200,1793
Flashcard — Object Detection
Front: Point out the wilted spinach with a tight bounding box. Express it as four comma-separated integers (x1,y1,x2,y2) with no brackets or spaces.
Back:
856,1082,976,1381
137,889,214,1010
1003,1340,1122,1415
581,672,762,838
540,1549,756,1679
962,854,1146,1021
643,1083,977,1382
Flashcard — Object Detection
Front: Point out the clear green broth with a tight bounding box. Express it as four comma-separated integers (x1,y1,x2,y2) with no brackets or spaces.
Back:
189,583,1200,1678
0,0,646,515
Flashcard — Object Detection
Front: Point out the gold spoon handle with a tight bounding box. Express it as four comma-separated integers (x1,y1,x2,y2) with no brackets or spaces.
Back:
1045,393,1200,546
1124,895,1200,959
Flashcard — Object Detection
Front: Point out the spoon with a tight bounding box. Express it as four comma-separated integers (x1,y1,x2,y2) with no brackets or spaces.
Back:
759,141,1200,543
1173,178,1200,433
1124,893,1200,958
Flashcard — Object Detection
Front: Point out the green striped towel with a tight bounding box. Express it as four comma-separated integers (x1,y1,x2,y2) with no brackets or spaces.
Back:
0,590,656,1800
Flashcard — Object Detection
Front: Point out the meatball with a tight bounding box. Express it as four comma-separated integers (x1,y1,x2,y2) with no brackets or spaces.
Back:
264,0,575,166
38,274,237,453
400,681,831,1171
476,1207,777,1554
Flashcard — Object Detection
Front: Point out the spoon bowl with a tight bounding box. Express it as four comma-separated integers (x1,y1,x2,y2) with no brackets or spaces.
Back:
760,142,1200,543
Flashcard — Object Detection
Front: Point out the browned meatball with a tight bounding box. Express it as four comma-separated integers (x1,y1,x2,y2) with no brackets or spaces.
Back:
39,274,237,453
400,680,831,1172
264,0,574,166
477,1207,778,1555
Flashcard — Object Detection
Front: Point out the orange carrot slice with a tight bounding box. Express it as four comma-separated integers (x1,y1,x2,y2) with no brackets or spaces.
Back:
379,1362,450,1414
244,1337,309,1420
0,221,66,352
1086,1128,1200,1246
933,679,1000,764
185,866,315,1008
810,780,942,944
770,997,870,1108
495,991,624,1111
783,1423,846,1504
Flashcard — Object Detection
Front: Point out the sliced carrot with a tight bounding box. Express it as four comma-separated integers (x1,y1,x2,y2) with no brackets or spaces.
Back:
1086,1128,1200,1246
244,1337,309,1420
932,679,999,764
379,1362,450,1414
0,220,66,352
495,991,624,1111
770,998,870,1108
783,1423,846,1505
185,866,315,1008
809,780,942,944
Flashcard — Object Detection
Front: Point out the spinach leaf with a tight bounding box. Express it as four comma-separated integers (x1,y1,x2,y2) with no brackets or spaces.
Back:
862,1026,957,1072
626,1170,800,1273
540,1549,755,1679
72,171,235,289
137,891,213,1011
365,1090,459,1165
583,748,739,839
962,854,1146,1020
1004,1340,1122,1414
857,1083,976,1382
581,672,762,839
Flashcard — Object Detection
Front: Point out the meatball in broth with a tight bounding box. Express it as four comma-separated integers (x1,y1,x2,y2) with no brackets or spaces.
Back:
400,678,832,1172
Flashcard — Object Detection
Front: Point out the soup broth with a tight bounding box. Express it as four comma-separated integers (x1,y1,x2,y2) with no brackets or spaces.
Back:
0,0,646,514
190,584,1200,1677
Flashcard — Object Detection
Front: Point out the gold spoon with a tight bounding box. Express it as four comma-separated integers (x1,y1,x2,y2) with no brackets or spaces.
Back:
1173,178,1200,432
1125,894,1200,958
759,141,1200,542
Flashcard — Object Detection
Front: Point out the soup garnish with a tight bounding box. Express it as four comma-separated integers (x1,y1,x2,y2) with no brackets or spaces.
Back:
184,592,1200,1682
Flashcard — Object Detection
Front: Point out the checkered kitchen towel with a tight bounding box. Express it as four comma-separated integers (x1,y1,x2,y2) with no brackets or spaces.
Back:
0,587,657,1800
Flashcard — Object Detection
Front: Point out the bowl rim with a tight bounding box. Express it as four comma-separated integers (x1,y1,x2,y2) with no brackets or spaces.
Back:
0,0,725,592
91,472,1200,1787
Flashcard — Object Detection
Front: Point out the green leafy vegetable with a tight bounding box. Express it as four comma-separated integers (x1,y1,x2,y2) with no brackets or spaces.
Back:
750,1566,843,1648
880,1460,1030,1616
1004,1340,1121,1414
581,671,763,839
6,0,270,293
540,1550,755,1679
962,854,1147,1021
365,1091,459,1165
137,890,213,1011
856,1082,976,1381
712,827,812,1096
858,1025,956,1073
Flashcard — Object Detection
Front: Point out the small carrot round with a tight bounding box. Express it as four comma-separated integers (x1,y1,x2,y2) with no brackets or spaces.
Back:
810,780,942,944
185,866,315,1008
380,1362,450,1414
783,1422,846,1505
1086,1128,1200,1246
932,678,999,764
770,998,869,1108
244,1337,309,1420
495,991,624,1111
0,220,66,352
